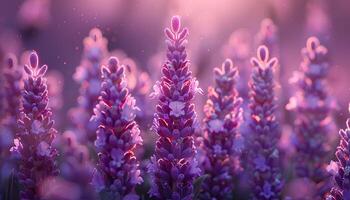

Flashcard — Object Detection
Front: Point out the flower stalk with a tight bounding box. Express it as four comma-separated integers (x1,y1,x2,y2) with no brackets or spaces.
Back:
148,16,201,200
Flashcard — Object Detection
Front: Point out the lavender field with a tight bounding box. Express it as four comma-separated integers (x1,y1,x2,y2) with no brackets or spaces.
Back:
1,0,350,200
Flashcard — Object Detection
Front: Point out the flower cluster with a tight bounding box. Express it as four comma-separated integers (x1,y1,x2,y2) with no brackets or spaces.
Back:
70,28,108,143
148,16,201,199
200,59,243,199
91,57,143,199
247,46,283,199
11,52,59,199
287,37,335,183
326,110,350,200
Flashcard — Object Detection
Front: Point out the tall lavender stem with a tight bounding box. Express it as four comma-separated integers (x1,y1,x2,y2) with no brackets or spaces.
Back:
148,16,201,200
247,46,283,199
326,106,350,200
91,57,143,199
286,37,335,183
70,28,108,143
200,59,242,199
11,51,58,199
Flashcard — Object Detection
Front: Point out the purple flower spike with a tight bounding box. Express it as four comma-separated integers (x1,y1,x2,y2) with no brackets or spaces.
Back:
70,28,108,143
326,110,350,200
247,46,283,199
148,16,201,200
11,51,59,199
200,59,243,199
91,57,143,199
286,37,336,183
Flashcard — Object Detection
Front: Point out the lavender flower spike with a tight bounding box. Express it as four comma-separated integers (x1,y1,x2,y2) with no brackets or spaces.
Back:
200,59,243,199
91,57,143,199
286,37,335,182
247,46,283,199
326,106,350,200
148,16,201,200
11,51,59,199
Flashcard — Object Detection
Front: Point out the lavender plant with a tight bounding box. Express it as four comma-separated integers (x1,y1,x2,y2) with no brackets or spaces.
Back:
11,51,59,199
70,28,108,143
247,46,283,199
286,37,335,183
148,16,201,200
326,106,350,200
200,59,242,199
91,57,143,199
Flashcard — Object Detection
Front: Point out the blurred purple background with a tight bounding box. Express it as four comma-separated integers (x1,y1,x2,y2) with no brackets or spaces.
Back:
1,0,350,128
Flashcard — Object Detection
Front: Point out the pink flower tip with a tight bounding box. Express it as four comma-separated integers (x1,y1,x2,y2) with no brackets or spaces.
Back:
30,51,39,69
89,28,103,42
108,56,119,67
223,59,233,71
257,45,269,63
306,36,320,51
171,15,181,33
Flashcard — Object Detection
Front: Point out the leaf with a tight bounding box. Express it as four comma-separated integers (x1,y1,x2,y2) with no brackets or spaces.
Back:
193,174,210,200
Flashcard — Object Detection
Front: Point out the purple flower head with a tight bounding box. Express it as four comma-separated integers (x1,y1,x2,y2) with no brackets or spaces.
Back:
286,37,335,183
70,28,108,142
326,106,350,200
148,15,201,200
200,59,242,199
247,46,283,199
91,57,143,199
11,51,59,199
